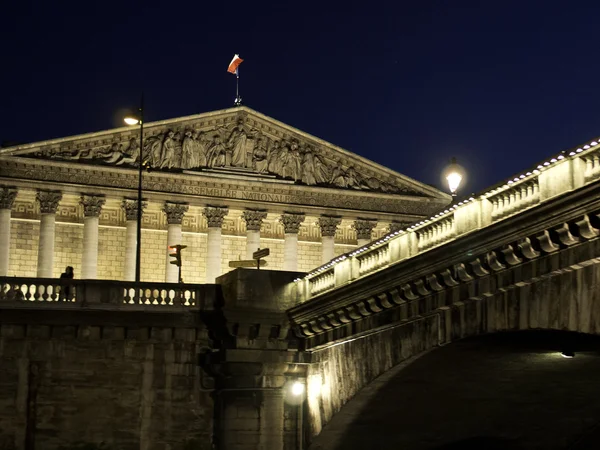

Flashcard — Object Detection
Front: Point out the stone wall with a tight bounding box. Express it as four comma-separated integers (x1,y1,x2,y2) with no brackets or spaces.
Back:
98,227,126,281
9,221,39,277
304,316,439,445
0,313,213,450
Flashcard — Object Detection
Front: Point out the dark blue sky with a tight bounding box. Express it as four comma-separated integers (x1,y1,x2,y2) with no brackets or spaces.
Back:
2,0,600,194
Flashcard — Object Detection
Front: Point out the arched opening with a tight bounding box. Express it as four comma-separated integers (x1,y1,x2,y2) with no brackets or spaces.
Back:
308,330,600,450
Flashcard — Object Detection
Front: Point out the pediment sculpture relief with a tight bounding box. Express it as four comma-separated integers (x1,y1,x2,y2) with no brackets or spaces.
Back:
26,117,418,195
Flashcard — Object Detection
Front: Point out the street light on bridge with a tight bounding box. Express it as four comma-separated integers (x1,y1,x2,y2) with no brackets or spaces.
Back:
123,94,144,284
443,157,465,198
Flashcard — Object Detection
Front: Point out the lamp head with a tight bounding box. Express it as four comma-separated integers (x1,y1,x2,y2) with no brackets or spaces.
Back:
443,157,466,197
124,116,140,125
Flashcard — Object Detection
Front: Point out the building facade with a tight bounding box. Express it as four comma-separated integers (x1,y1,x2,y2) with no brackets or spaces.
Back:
0,106,450,283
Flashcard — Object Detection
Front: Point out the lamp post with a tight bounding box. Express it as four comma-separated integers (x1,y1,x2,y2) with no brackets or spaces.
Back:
124,94,144,284
443,157,465,198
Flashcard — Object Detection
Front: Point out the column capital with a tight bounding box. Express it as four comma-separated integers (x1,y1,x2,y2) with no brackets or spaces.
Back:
280,212,305,234
80,195,106,218
203,206,229,228
163,202,189,225
389,221,413,233
0,186,17,210
318,216,342,237
36,190,62,214
121,198,147,221
353,219,378,241
242,210,267,231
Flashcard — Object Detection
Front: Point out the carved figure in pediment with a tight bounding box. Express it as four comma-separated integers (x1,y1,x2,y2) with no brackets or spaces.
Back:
331,163,361,188
252,137,269,173
278,140,292,178
301,145,331,185
207,135,226,167
362,176,393,193
181,131,196,169
314,153,331,184
159,130,179,169
51,147,89,160
285,140,302,181
102,140,138,166
228,119,249,167
146,133,164,167
345,166,361,189
331,164,347,187
267,141,281,174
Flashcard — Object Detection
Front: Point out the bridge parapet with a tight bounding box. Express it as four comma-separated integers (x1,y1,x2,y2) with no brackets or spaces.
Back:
299,140,600,302
0,276,215,309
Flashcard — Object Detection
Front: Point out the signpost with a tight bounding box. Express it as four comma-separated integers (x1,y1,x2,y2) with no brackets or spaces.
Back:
227,248,270,270
229,260,268,269
252,248,270,270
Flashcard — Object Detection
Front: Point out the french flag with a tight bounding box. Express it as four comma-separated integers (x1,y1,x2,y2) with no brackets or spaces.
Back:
227,54,244,77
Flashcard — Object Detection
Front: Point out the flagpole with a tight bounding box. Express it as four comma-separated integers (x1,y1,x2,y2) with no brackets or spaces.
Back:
235,70,242,106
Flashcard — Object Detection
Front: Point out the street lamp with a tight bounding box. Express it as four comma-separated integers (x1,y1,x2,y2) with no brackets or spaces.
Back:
443,157,465,198
123,94,144,284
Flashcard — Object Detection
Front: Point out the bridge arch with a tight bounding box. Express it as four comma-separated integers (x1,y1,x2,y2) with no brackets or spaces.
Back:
306,330,600,450
295,233,600,448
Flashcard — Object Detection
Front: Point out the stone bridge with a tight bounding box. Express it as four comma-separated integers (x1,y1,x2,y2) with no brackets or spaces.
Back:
1,140,600,449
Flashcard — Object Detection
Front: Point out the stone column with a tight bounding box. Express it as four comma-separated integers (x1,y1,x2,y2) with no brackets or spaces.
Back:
122,199,146,282
163,202,189,283
354,219,377,247
36,191,62,278
0,187,17,276
80,195,105,279
242,210,267,259
318,216,342,264
203,206,228,283
280,213,305,271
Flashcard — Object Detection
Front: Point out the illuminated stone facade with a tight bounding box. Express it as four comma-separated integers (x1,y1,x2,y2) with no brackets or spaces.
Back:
0,106,450,282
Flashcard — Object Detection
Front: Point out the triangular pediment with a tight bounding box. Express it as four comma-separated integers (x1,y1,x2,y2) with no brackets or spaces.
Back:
0,106,448,200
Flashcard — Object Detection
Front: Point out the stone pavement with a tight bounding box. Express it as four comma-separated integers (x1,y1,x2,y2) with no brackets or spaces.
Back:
308,331,600,450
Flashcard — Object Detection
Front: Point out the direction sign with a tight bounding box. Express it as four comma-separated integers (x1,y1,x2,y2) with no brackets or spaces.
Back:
229,260,268,268
253,248,270,260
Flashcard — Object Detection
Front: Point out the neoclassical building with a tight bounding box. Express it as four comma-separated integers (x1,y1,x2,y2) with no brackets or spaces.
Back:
0,106,450,283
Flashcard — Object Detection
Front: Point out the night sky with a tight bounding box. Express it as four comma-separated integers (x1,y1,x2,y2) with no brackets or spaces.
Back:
2,1,600,195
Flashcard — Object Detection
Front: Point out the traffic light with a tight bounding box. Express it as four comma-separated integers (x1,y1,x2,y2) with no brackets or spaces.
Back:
168,244,187,267
168,244,187,284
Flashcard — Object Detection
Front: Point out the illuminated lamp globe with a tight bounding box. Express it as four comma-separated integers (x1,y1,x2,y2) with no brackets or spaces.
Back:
443,157,466,197
124,115,140,126
291,381,305,396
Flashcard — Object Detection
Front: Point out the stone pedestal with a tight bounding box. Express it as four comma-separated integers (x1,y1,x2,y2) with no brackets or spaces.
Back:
122,199,145,282
204,206,228,283
0,187,17,276
163,202,189,283
242,210,267,260
210,269,308,450
354,219,377,247
80,195,105,279
318,216,341,264
36,191,62,278
280,213,305,271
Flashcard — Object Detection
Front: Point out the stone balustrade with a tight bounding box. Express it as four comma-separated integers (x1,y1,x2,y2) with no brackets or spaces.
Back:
299,142,600,303
0,276,215,308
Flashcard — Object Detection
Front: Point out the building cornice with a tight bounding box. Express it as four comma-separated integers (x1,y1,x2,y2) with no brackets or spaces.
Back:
0,157,447,219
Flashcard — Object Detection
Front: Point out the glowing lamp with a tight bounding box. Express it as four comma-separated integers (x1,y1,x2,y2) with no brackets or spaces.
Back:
124,116,140,126
291,381,305,396
443,157,466,198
